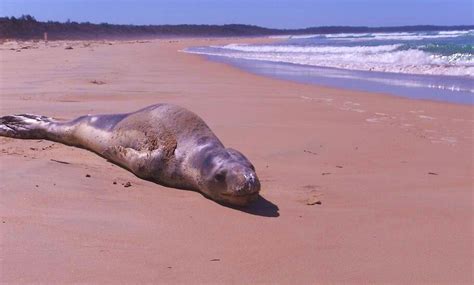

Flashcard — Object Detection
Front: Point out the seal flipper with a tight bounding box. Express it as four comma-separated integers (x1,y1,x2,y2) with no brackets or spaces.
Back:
103,146,161,179
0,114,56,139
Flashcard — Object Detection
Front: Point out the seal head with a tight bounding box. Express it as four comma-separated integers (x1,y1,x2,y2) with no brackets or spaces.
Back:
197,147,261,206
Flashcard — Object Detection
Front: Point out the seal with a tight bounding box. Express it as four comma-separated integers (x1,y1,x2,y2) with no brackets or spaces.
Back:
0,104,260,206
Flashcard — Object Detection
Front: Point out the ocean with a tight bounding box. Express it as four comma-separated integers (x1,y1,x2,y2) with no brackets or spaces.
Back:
185,30,474,104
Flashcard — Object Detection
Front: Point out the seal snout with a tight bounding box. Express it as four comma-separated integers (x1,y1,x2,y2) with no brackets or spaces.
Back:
224,168,260,197
241,171,260,195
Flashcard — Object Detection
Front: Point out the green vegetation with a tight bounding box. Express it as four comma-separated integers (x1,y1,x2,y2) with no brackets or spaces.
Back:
1,15,472,40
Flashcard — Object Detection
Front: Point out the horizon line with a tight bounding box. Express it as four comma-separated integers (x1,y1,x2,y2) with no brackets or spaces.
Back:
2,14,474,30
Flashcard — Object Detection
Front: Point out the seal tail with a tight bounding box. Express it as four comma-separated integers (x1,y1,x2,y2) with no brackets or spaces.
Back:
0,114,56,139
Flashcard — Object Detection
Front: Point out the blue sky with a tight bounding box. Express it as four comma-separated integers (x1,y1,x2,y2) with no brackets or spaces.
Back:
1,0,472,28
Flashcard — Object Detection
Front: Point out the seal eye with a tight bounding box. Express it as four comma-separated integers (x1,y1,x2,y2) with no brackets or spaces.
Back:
214,171,226,183
250,164,255,171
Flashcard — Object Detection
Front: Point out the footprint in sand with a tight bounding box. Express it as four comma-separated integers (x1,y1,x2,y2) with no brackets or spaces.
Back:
300,185,323,205
366,117,382,123
418,115,435,120
339,101,366,113
300,96,333,104
430,136,457,145
365,112,394,123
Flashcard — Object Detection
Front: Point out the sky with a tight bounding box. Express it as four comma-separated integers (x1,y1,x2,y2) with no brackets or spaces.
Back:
1,0,473,29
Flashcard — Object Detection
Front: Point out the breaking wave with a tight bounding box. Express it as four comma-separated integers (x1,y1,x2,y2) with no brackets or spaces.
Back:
187,43,474,77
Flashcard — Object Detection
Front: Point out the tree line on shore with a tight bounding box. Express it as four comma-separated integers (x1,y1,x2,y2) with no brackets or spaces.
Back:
1,15,472,40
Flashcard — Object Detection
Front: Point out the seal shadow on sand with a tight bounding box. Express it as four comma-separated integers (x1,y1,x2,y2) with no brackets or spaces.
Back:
218,195,280,217
166,185,279,218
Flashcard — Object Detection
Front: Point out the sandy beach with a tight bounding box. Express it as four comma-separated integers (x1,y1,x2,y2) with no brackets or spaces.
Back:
0,38,472,284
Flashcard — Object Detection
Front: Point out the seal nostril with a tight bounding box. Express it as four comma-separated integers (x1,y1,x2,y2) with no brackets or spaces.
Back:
243,172,256,184
249,175,260,193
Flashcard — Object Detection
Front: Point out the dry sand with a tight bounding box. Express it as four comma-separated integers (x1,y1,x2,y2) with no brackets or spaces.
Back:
0,38,472,284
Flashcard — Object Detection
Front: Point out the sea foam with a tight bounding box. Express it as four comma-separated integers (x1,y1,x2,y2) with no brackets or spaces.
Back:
189,44,474,77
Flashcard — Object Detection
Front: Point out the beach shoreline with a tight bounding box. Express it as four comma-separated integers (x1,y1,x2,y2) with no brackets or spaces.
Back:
0,37,472,284
185,30,474,105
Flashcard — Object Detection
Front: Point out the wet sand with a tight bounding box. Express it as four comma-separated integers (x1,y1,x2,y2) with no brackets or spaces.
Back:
0,38,472,284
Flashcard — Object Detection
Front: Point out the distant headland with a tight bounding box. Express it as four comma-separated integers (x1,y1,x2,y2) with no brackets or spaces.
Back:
1,15,473,40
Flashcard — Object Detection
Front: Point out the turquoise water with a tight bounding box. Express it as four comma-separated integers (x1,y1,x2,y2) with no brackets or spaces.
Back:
186,30,474,104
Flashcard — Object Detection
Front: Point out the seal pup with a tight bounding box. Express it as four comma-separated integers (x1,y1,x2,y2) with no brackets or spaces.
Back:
0,104,260,206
